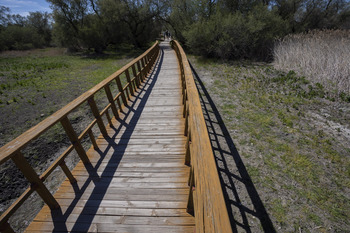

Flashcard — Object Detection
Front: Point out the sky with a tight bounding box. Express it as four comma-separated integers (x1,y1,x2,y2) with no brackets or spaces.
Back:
0,0,52,16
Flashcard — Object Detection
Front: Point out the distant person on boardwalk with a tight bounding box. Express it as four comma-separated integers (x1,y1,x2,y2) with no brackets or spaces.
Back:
168,31,171,40
164,30,171,40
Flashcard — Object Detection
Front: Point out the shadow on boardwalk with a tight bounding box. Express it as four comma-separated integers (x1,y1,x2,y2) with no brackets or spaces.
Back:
49,48,165,232
189,62,276,233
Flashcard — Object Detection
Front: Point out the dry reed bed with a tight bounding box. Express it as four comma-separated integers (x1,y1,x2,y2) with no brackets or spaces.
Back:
274,30,350,98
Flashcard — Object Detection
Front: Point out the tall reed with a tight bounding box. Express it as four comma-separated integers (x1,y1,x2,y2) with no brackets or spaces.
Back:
274,30,350,99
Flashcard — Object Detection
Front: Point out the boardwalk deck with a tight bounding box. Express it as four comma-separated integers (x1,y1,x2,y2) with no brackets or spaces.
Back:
24,41,194,233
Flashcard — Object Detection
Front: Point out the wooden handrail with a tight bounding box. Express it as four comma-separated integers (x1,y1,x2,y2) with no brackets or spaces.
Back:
171,40,233,233
0,42,159,164
0,41,160,232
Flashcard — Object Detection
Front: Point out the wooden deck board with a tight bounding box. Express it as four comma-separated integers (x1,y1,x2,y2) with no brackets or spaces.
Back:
25,41,194,232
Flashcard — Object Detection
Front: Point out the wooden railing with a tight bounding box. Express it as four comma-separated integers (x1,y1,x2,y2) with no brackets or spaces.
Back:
0,41,160,233
171,40,233,233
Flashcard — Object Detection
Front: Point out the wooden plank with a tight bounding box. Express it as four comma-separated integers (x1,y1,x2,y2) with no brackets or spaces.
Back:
73,166,189,174
33,214,194,226
69,175,188,183
26,223,194,232
71,171,189,178
55,185,189,196
53,193,189,201
84,152,186,161
91,144,186,153
49,199,188,209
38,206,192,217
101,130,185,138
95,138,186,145
60,182,188,189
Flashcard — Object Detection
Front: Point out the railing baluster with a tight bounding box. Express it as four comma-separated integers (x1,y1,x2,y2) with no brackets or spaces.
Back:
115,97,122,111
124,85,130,100
141,58,146,79
105,108,113,126
187,166,195,215
184,105,189,136
116,76,128,106
60,116,90,164
131,64,139,87
143,56,148,73
125,69,134,96
136,61,143,81
59,161,76,184
88,129,98,150
185,129,191,166
182,92,188,117
104,84,119,119
88,96,108,137
12,152,59,210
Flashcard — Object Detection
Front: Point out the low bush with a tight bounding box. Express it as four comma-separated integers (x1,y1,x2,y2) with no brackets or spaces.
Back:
0,25,45,51
184,4,287,60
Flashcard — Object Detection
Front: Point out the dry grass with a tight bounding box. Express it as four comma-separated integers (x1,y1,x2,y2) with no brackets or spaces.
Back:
274,30,350,99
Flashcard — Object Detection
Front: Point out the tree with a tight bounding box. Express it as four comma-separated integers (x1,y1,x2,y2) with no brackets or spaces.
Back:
272,0,350,31
0,6,10,26
48,0,162,50
0,6,52,51
99,0,161,47
27,12,52,46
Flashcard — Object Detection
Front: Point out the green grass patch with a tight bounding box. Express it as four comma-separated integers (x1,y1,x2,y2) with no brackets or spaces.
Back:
0,48,138,146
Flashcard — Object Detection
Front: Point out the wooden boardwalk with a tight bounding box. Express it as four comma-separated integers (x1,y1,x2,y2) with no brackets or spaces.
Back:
25,41,195,232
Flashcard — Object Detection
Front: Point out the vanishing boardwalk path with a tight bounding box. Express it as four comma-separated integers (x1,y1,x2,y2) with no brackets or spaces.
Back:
25,42,195,232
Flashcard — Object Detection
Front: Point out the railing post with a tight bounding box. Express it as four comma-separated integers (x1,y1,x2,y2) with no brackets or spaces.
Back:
88,96,108,137
60,116,90,164
12,152,59,210
115,76,128,106
104,84,119,119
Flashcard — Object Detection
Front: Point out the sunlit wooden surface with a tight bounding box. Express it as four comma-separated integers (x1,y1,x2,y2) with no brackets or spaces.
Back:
25,41,195,233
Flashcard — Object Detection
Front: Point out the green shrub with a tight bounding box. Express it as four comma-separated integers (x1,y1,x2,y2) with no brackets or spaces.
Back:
184,4,287,60
0,25,45,51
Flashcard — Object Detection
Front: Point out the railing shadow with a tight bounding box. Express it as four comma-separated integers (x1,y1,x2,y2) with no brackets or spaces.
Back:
189,61,276,233
49,46,164,232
